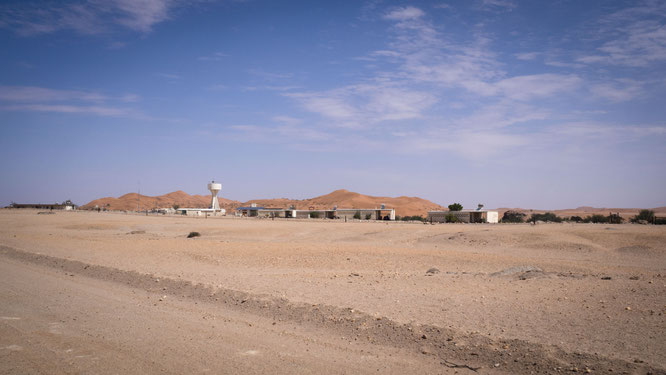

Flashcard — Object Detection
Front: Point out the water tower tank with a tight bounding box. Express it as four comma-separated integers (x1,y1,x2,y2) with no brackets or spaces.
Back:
208,181,222,210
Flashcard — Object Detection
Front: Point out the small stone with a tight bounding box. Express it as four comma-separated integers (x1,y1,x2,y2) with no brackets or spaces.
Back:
494,363,500,367
626,306,632,311
426,268,440,275
421,334,427,339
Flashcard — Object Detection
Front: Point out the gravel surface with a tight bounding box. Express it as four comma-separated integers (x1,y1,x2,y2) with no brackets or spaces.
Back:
1,210,664,374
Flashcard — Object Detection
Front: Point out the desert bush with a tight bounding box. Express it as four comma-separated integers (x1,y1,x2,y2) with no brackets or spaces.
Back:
501,211,525,223
309,211,320,219
365,213,372,220
353,211,361,219
569,215,583,222
448,203,463,211
587,214,609,223
187,231,200,238
529,212,563,223
445,213,459,223
632,209,655,223
401,215,425,222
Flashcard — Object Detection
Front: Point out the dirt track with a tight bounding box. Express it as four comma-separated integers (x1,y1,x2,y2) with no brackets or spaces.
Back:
1,210,665,374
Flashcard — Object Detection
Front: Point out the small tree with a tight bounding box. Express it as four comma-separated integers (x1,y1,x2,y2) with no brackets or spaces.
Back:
353,211,361,219
173,204,180,210
365,213,372,220
309,211,320,219
632,209,655,223
448,203,463,211
569,215,583,222
501,211,525,223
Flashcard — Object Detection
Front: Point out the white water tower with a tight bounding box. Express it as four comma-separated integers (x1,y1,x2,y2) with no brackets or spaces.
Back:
208,181,222,210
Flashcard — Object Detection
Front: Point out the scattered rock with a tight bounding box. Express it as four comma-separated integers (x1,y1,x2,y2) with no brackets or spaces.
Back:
128,230,146,235
349,273,360,277
425,268,440,275
491,266,543,277
629,276,639,280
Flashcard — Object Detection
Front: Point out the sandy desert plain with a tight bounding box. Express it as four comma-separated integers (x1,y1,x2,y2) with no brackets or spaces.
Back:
0,209,664,374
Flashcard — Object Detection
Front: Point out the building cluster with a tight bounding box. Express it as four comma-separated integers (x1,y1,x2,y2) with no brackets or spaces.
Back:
7,181,501,223
236,203,396,220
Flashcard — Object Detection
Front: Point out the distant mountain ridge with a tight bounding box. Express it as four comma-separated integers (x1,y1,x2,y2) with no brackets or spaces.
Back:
82,189,665,218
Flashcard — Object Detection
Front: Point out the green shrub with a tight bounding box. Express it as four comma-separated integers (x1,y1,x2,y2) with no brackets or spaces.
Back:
529,212,563,223
365,213,372,220
353,211,361,219
309,211,320,218
501,211,525,223
588,214,609,223
632,209,655,223
445,213,459,223
187,231,200,238
448,203,463,211
569,215,583,222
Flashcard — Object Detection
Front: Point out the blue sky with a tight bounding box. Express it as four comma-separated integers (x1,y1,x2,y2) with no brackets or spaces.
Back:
1,0,665,209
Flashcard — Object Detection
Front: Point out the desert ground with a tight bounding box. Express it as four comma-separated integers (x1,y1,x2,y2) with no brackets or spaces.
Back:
0,210,664,374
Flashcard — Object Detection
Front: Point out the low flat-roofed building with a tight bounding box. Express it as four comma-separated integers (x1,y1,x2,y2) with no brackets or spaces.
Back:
177,208,226,216
9,200,77,210
428,209,498,223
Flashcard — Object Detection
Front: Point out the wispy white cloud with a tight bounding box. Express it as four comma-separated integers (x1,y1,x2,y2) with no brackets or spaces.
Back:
0,0,176,36
0,85,142,118
0,85,139,103
197,52,228,61
155,72,181,80
577,1,666,67
384,6,424,21
286,82,437,126
246,69,293,80
588,79,644,102
479,0,516,11
515,52,539,61
0,104,136,117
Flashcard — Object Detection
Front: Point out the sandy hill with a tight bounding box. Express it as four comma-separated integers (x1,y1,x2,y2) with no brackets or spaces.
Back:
82,189,444,217
81,191,240,211
243,189,445,217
